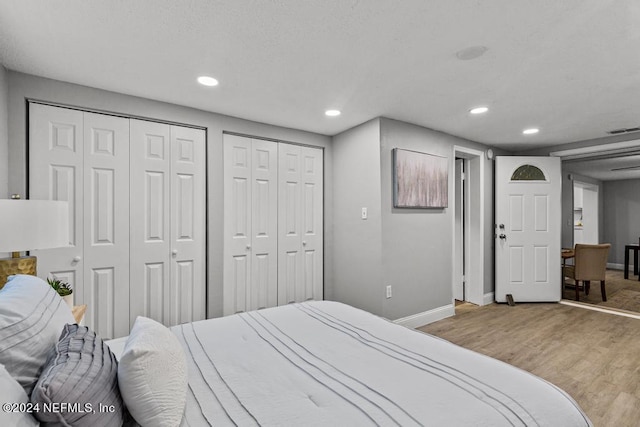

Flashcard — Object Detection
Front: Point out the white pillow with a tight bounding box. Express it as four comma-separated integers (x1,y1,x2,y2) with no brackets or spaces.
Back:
0,363,38,427
0,274,75,395
118,316,187,427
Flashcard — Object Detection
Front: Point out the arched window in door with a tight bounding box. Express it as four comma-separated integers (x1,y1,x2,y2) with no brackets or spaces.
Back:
510,164,546,181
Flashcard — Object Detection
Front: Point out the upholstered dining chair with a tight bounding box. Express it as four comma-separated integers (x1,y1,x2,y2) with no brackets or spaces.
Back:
563,243,611,302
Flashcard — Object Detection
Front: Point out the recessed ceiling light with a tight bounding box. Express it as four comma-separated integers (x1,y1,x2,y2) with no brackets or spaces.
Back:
325,109,341,117
197,76,219,87
469,106,489,115
523,128,540,135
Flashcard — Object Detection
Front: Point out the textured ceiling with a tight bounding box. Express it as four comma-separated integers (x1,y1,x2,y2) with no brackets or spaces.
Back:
0,0,639,153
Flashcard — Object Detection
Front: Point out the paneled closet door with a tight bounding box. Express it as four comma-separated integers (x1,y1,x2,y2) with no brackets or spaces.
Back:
130,120,206,327
130,120,171,327
170,125,206,325
82,113,130,339
278,143,324,305
223,134,278,315
30,104,84,297
30,104,131,339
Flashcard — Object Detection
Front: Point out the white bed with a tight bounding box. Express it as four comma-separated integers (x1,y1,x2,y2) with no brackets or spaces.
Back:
110,301,591,426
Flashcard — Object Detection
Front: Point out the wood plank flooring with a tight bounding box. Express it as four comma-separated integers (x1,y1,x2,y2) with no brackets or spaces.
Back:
418,302,640,427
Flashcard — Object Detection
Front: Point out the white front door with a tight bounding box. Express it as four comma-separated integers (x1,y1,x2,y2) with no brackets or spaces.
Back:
495,156,561,303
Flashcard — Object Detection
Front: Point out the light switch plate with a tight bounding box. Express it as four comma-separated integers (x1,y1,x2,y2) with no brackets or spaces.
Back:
361,207,368,220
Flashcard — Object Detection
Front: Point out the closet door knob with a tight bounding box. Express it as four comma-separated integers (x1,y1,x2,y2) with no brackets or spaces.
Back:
171,249,178,256
246,244,251,250
302,241,307,246
72,256,81,263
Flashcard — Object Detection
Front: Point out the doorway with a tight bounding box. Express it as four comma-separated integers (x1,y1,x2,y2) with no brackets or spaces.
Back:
452,147,485,307
573,181,599,245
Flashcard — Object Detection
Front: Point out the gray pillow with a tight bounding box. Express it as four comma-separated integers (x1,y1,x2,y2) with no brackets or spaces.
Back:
31,324,126,427
0,274,75,395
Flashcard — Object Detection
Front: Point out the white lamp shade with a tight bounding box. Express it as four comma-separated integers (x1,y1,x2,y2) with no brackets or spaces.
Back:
0,200,70,252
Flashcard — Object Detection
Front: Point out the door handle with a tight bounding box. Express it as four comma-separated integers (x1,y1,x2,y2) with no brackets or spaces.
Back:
499,234,507,240
246,244,251,250
72,256,81,263
171,249,178,257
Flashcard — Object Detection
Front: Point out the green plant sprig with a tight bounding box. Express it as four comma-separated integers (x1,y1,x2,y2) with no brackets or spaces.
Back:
47,277,73,297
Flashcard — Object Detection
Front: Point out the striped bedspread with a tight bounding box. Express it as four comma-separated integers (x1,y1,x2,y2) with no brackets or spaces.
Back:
173,301,591,426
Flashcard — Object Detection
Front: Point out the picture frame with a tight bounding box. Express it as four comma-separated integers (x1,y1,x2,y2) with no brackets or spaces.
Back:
393,148,448,208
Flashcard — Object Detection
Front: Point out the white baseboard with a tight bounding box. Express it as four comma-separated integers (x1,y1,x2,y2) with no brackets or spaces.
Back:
393,304,454,329
483,292,495,305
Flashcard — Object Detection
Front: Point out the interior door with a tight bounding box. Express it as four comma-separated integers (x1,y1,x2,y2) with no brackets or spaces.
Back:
30,104,84,294
278,143,324,305
495,156,561,302
169,125,206,325
30,104,131,339
130,120,171,326
223,134,278,315
82,112,130,339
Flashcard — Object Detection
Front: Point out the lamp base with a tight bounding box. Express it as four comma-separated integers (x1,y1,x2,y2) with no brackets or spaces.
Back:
0,256,37,289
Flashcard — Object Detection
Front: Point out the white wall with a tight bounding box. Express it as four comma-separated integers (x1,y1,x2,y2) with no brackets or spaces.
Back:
7,71,333,318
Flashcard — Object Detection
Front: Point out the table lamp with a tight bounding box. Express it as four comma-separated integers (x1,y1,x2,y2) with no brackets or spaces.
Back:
0,199,69,288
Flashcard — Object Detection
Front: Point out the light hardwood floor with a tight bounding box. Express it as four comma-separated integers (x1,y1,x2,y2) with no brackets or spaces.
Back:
419,302,640,427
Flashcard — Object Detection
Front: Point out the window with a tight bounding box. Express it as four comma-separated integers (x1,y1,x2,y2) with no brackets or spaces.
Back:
510,164,546,181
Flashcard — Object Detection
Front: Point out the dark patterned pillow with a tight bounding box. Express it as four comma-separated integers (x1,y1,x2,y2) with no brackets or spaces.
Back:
30,324,126,426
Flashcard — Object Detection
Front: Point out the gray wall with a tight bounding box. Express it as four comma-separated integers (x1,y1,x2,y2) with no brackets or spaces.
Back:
7,71,333,318
332,119,383,315
379,118,495,319
0,65,8,199
603,179,640,265
332,117,495,320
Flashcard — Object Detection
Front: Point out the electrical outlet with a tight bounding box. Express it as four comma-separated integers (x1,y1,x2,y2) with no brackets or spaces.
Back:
361,207,368,220
386,285,392,298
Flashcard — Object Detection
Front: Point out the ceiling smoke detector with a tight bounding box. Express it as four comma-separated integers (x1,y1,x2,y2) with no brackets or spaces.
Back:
456,46,488,61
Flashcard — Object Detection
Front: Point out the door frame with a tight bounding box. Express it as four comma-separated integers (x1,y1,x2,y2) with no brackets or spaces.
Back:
572,180,599,245
451,146,485,306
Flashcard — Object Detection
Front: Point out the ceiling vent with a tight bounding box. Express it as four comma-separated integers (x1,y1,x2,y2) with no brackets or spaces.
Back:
550,139,640,161
611,165,640,172
608,127,640,135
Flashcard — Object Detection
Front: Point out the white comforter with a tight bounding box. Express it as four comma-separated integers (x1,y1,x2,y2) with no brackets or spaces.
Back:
170,301,591,426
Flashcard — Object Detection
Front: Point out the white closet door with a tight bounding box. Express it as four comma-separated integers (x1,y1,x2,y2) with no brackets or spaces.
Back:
130,120,206,327
223,134,278,315
30,104,84,294
30,105,130,339
130,120,171,327
278,143,323,305
169,125,206,325
82,112,130,339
